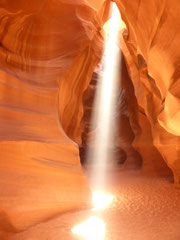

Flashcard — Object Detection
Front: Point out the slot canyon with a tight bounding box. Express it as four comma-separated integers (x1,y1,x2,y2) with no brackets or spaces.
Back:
0,0,180,239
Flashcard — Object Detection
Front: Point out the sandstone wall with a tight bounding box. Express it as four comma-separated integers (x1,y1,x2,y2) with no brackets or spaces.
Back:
0,0,180,233
0,0,110,232
116,0,179,181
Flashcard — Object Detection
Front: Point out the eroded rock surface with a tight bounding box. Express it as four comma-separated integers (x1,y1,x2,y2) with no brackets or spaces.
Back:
0,0,180,236
0,0,110,233
115,0,180,181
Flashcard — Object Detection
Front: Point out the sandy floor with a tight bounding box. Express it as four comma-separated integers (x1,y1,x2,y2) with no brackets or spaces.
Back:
3,170,180,240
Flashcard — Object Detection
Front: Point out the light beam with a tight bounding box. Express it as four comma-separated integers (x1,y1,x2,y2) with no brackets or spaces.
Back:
88,2,121,190
72,3,121,240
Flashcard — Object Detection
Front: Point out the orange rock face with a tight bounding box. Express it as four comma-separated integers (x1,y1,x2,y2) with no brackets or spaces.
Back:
0,0,110,233
0,0,180,234
115,0,179,180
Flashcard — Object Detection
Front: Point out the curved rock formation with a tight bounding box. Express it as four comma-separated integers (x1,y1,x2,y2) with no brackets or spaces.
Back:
0,0,111,233
115,0,179,180
0,0,180,235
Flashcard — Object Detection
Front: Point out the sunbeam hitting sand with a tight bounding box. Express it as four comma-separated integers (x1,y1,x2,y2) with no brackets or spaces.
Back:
0,0,180,239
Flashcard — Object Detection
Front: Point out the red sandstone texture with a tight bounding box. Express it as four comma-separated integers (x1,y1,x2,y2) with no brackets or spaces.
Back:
0,0,110,233
0,0,180,235
116,0,180,181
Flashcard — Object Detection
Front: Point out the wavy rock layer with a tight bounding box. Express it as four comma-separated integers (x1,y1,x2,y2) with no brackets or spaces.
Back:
0,0,110,232
0,0,180,234
116,0,179,180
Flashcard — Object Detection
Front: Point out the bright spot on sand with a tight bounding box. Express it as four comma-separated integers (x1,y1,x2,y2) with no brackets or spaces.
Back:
72,216,105,240
92,192,114,209
71,192,114,239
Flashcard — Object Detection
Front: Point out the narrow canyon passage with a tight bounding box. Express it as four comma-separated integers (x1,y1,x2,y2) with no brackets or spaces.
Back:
0,0,180,239
4,170,180,240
